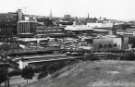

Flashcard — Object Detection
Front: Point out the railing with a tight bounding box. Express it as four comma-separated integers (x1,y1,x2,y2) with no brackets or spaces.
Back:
7,47,60,55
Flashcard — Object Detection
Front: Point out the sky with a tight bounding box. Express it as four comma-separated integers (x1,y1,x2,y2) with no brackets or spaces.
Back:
0,0,135,21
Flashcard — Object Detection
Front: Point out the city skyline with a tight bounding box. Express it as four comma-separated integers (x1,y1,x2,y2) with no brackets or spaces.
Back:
0,0,135,21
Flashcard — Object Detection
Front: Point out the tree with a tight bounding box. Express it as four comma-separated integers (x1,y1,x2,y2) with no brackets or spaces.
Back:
21,66,34,84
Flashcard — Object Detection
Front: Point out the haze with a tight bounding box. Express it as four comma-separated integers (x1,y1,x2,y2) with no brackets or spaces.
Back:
0,0,135,20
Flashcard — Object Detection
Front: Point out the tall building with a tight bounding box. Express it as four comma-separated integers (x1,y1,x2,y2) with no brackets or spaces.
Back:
0,9,24,36
64,14,71,20
0,13,18,36
17,20,37,35
49,9,53,20
17,9,23,21
16,9,38,36
88,13,90,20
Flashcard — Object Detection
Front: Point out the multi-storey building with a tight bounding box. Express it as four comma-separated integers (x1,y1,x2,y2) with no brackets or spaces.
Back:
0,13,17,36
0,9,24,37
17,20,37,35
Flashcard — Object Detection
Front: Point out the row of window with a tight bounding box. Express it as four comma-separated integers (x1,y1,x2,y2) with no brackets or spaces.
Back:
98,44,118,48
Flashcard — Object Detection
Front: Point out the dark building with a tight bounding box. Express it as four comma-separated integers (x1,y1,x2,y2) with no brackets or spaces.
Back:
0,13,17,36
63,14,74,23
37,17,53,26
57,21,73,26
64,14,71,20
0,9,24,37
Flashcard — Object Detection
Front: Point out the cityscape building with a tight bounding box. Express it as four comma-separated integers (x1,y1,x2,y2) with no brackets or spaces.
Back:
17,9,23,21
0,9,24,36
17,20,37,35
0,13,18,36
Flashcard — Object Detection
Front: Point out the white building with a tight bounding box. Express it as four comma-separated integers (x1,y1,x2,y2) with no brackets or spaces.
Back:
87,23,113,29
93,35,122,50
65,25,93,31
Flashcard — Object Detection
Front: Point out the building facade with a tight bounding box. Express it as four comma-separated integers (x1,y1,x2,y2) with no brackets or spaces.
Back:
0,9,24,36
17,21,37,35
0,13,18,36
36,26,64,34
93,35,122,51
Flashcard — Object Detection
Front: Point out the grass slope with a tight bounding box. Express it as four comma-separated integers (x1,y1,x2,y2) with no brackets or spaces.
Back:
27,60,135,87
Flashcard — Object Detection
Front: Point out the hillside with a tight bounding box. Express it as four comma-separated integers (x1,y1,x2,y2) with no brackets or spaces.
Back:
26,60,135,87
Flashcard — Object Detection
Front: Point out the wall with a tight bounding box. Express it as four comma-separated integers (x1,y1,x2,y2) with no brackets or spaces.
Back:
93,37,122,50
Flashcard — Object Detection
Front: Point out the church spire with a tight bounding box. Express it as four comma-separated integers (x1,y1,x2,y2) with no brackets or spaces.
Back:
88,12,90,19
49,9,53,20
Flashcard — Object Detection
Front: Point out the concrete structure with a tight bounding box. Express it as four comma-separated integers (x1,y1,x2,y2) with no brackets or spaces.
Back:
122,36,129,49
36,26,64,34
93,35,122,50
0,13,18,36
17,9,23,21
17,20,37,35
116,28,135,37
87,23,113,29
16,54,82,69
65,23,113,31
0,9,24,36
18,60,28,69
65,25,93,31
64,14,71,20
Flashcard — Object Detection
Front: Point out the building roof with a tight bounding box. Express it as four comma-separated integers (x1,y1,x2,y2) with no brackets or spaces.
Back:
17,38,49,42
18,20,37,23
87,23,113,29
65,25,93,31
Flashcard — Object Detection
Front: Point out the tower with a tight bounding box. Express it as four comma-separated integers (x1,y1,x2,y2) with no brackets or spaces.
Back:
49,9,53,20
17,9,23,21
88,13,90,20
86,12,90,23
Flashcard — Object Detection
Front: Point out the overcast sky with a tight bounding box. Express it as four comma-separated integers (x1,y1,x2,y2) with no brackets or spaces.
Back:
0,0,135,20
